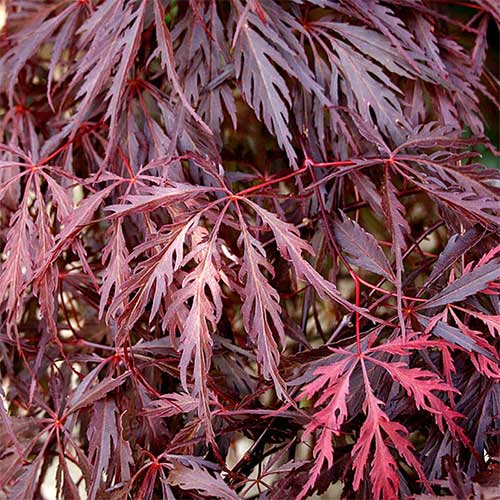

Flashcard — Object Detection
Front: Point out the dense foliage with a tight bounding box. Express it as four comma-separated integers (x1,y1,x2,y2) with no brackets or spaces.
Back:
0,1,499,498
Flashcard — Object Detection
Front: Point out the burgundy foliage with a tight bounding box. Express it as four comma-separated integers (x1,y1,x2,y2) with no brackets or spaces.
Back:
0,1,499,499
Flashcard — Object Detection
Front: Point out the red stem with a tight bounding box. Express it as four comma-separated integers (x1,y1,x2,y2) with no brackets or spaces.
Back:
117,145,136,180
236,165,308,197
38,120,103,166
235,159,354,198
356,275,428,303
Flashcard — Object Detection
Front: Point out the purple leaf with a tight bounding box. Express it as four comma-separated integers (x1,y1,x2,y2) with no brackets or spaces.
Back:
422,260,500,309
168,460,242,500
333,212,394,281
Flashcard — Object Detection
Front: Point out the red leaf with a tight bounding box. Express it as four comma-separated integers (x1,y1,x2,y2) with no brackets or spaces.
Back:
352,360,429,500
244,199,356,312
296,356,356,499
106,183,217,218
238,217,286,397
111,213,201,332
168,460,242,500
368,357,463,435
87,398,132,500
68,373,128,414
35,183,117,282
233,12,297,164
99,220,130,320
143,393,198,418
0,203,33,335
152,0,213,137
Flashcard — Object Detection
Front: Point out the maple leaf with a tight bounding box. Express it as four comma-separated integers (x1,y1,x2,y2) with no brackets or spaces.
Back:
161,210,228,431
42,173,73,221
325,22,415,78
464,310,500,338
423,184,500,229
382,170,410,336
87,398,132,500
417,314,495,359
243,199,355,312
110,213,202,334
352,360,430,500
37,0,128,154
0,2,82,102
333,39,409,142
392,122,464,154
172,2,237,139
99,221,130,320
104,1,146,155
152,0,214,138
35,183,117,283
295,356,356,500
233,5,297,164
450,312,500,378
168,459,242,500
425,225,484,287
5,459,42,500
345,0,423,63
106,183,218,218
238,213,286,397
368,357,464,435
167,240,221,391
0,202,33,336
420,260,500,309
30,194,58,405
333,212,394,281
143,393,198,419
409,14,448,80
67,374,128,415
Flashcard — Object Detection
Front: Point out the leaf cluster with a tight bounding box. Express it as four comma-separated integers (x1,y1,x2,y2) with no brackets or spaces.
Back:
0,1,499,499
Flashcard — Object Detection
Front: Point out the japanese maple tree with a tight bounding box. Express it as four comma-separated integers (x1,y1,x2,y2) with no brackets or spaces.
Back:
0,1,499,499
